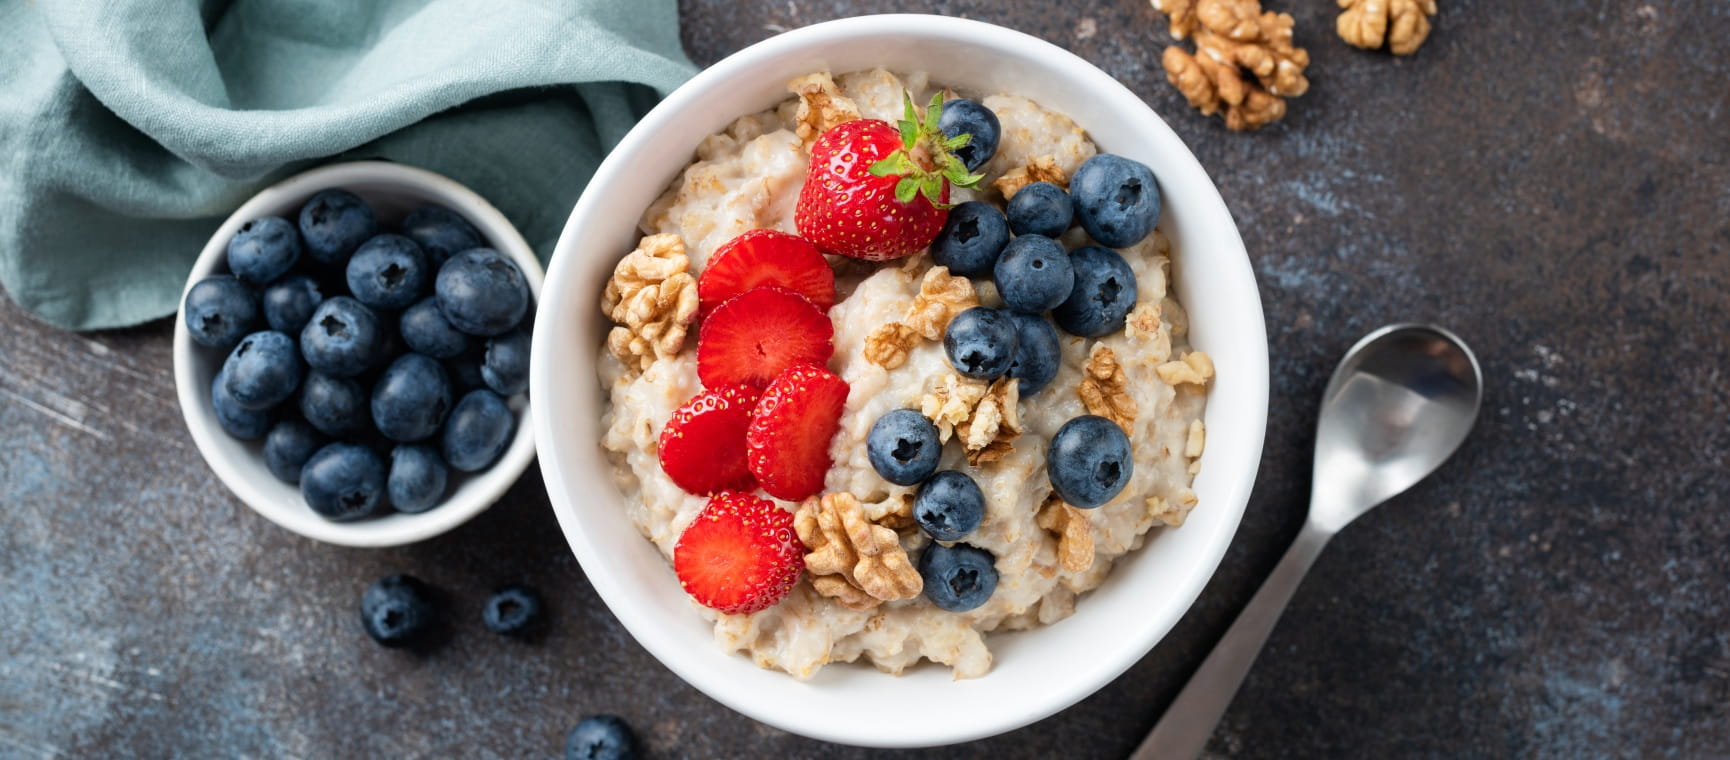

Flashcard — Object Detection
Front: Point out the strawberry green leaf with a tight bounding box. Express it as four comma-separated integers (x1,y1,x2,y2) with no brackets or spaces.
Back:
894,176,920,204
919,173,944,204
943,133,972,150
923,92,943,134
868,153,915,178
898,118,919,149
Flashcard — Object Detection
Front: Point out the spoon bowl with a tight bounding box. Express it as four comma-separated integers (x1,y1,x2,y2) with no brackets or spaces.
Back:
1311,324,1483,531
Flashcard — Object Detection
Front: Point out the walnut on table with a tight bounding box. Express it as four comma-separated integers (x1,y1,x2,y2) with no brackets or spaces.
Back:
1037,496,1095,574
601,233,698,373
1153,0,1311,131
863,267,979,370
1078,345,1139,435
993,155,1069,200
922,373,1022,465
795,493,923,610
1338,0,1437,56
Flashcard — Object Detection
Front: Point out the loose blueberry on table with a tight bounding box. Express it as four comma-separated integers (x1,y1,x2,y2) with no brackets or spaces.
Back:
358,574,436,648
481,585,545,637
184,191,533,521
565,714,637,760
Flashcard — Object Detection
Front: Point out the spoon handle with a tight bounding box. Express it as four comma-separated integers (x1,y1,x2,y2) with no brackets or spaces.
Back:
1130,521,1334,760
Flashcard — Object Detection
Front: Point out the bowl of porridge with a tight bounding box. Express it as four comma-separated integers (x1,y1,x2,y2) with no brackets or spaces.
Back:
530,14,1267,748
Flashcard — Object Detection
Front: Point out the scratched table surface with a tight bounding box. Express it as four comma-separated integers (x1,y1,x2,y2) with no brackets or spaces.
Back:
3,1,1727,758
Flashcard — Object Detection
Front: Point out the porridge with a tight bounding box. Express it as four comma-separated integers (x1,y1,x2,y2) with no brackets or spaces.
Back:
596,68,1211,679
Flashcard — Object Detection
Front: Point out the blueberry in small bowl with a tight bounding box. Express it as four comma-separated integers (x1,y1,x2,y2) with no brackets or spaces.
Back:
174,161,542,548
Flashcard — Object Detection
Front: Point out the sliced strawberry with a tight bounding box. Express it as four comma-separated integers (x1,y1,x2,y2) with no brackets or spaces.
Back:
746,363,850,501
658,384,762,495
673,491,805,615
697,287,834,389
698,229,835,318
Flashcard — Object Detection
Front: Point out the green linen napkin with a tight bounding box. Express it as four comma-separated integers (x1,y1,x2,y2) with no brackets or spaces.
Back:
0,0,695,331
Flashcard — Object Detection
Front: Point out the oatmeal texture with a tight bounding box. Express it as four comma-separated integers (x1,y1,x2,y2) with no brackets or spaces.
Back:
600,69,1209,680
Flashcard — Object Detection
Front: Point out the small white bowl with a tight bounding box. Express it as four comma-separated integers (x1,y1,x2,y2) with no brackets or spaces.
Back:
174,161,542,548
530,15,1268,748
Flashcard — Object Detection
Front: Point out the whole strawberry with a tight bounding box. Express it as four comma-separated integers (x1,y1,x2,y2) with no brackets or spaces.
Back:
795,93,985,261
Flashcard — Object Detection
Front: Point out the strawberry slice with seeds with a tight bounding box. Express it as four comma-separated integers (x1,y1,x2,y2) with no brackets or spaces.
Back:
746,363,850,501
697,286,834,389
673,491,805,615
658,384,762,495
698,229,835,318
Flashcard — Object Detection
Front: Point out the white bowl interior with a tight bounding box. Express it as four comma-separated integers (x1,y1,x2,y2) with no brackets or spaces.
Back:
174,161,542,548
530,16,1268,748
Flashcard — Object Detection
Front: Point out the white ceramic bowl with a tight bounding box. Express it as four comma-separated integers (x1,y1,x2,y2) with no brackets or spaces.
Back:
530,15,1267,748
174,161,542,548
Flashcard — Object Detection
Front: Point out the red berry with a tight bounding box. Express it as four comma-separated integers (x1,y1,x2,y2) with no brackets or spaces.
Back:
795,119,951,262
658,384,761,495
673,491,805,615
746,364,850,501
696,287,834,389
698,229,835,318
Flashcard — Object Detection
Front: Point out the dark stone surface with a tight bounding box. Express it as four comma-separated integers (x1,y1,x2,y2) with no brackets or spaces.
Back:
2,1,1727,757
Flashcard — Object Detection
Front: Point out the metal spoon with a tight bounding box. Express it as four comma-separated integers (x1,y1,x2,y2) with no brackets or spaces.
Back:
1131,324,1483,760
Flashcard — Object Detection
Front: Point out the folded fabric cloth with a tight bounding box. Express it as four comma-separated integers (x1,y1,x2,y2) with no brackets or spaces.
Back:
0,0,695,331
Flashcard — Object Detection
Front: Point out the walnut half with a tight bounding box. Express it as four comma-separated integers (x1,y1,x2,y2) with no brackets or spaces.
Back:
796,493,923,610
863,267,979,370
922,373,1023,465
1079,345,1138,435
602,234,698,373
1155,0,1311,131
1338,0,1437,56
993,155,1070,200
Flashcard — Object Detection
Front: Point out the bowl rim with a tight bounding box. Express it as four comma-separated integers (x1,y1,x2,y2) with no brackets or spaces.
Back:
531,14,1268,747
173,160,542,548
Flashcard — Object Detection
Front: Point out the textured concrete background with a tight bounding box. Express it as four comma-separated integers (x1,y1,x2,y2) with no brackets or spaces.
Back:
3,1,1728,757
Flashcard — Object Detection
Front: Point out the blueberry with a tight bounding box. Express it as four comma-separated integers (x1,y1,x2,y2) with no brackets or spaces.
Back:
262,275,324,334
346,234,430,311
937,98,1001,172
298,189,377,268
264,418,327,484
1006,182,1075,238
220,331,304,410
402,204,483,271
1005,312,1062,396
359,574,435,648
184,276,260,351
300,296,384,377
1047,415,1134,508
565,714,637,760
436,249,530,337
441,389,515,472
371,354,452,443
482,585,544,636
866,409,941,486
298,371,368,438
300,442,386,521
387,444,448,513
225,216,303,286
480,328,530,396
931,201,1010,277
913,470,986,542
942,306,1019,380
918,543,998,612
1071,154,1161,248
399,297,470,359
1053,246,1138,338
993,235,1075,313
211,368,272,440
